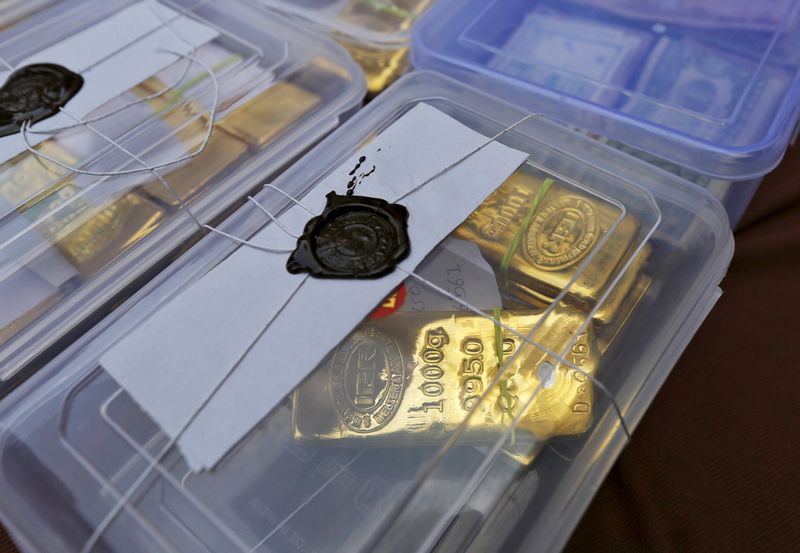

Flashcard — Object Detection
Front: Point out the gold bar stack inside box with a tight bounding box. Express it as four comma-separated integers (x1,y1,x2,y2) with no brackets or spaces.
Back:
291,167,651,464
337,0,436,94
0,48,338,361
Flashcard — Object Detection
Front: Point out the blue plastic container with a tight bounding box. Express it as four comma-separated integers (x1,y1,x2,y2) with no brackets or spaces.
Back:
412,0,800,226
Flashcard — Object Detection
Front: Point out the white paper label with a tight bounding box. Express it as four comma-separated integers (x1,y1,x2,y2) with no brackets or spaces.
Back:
0,0,219,166
101,104,529,471
403,239,502,313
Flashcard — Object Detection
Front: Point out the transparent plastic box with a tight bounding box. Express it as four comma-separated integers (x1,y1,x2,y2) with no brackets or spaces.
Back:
0,0,365,397
0,72,732,553
248,0,437,94
412,0,800,227
0,0,57,30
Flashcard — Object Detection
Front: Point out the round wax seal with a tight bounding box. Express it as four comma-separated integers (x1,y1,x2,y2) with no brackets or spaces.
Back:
287,192,410,279
0,63,84,138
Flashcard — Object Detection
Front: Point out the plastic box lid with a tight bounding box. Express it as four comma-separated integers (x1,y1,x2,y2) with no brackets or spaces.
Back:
251,0,437,49
0,0,365,396
412,0,800,181
0,0,57,29
0,71,732,553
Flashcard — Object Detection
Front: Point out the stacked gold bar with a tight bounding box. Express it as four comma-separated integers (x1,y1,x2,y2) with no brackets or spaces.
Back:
0,55,330,351
338,0,436,94
291,168,651,464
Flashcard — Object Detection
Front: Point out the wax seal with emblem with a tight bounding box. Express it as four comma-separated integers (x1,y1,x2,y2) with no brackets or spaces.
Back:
0,63,84,138
287,191,410,279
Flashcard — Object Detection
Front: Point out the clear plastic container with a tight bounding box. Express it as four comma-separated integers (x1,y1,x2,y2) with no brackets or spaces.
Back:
0,71,732,553
0,0,57,29
248,0,437,94
412,0,800,227
0,0,365,397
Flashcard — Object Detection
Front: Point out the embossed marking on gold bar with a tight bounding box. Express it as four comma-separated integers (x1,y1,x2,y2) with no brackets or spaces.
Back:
454,171,641,325
292,309,598,447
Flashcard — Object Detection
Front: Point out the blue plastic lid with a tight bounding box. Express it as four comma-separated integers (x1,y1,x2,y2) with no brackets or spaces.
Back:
412,0,800,180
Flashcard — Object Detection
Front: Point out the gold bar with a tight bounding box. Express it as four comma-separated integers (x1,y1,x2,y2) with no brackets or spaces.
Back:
217,80,321,147
340,0,435,33
33,186,167,277
454,171,642,325
292,308,598,448
0,142,77,210
596,273,652,355
337,0,435,93
338,40,410,95
129,81,245,205
135,77,321,204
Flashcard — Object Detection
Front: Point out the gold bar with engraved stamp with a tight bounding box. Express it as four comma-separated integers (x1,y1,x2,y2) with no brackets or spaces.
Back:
292,308,598,448
454,171,646,325
0,138,166,278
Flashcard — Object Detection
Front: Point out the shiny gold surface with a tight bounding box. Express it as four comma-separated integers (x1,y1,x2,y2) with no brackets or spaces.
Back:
338,40,410,94
137,78,323,203
138,125,248,205
0,142,76,211
454,171,641,325
340,0,435,34
50,192,165,277
597,273,653,354
293,308,598,447
337,0,435,93
217,81,321,147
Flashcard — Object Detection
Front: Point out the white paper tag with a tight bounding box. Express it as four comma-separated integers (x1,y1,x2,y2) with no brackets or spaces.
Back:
101,104,529,471
0,0,219,166
403,238,502,313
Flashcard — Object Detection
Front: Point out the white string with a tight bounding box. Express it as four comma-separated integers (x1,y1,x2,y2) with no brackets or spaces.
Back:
80,111,631,551
395,114,536,203
21,48,220,179
79,274,311,553
25,54,197,134
248,450,366,552
247,196,301,239
197,156,631,437
263,183,317,215
202,225,293,254
47,107,205,231
212,114,538,255
26,5,200,135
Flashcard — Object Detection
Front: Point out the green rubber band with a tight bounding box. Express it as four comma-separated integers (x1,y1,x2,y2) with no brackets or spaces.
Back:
499,177,555,279
493,306,517,446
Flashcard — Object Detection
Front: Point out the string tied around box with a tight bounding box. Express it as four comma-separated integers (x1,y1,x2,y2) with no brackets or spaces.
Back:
59,113,634,553
0,6,632,550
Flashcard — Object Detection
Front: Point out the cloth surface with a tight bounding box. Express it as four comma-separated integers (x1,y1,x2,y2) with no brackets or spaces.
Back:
1,152,798,553
565,150,800,553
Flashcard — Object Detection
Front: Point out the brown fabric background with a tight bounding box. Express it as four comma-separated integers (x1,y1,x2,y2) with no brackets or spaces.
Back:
1,153,798,552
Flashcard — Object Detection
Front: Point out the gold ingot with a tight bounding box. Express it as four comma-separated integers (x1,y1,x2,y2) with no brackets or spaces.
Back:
338,40,410,95
136,125,248,206
596,273,652,355
340,0,435,34
217,80,321,147
292,308,598,448
454,171,642,325
0,142,77,211
42,189,167,276
337,0,435,93
135,76,323,203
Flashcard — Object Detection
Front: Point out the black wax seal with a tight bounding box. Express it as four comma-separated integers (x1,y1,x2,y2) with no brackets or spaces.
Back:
287,192,410,279
0,63,84,138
